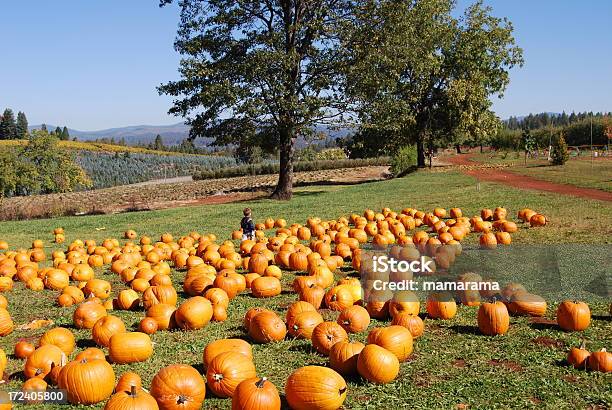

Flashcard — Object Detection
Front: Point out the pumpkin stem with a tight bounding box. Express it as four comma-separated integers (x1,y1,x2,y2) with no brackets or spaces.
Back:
256,377,267,388
129,385,137,398
339,386,347,395
212,373,224,382
579,339,586,350
177,395,187,405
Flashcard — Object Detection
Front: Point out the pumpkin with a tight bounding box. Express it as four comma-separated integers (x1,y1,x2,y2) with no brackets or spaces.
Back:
75,347,106,361
142,285,178,309
285,366,347,410
587,349,611,373
24,344,66,381
92,316,126,347
426,292,457,319
22,377,48,404
138,317,158,335
388,290,420,317
244,307,273,330
365,289,393,320
212,305,227,322
289,251,309,271
251,276,282,298
477,300,510,336
507,293,547,317
39,327,75,355
285,301,317,324
357,344,399,384
567,342,590,369
116,289,140,311
14,341,36,359
0,307,12,336
115,371,142,393
214,273,240,299
175,296,213,330
231,377,281,410
249,311,287,343
288,311,324,339
82,279,112,299
73,300,107,329
329,341,364,376
529,213,546,227
57,293,75,307
556,300,591,331
109,332,153,364
63,285,85,303
367,325,413,362
204,287,230,308
298,284,325,309
150,364,206,410
391,312,424,338
324,286,354,311
58,359,115,404
206,352,257,398
337,305,370,334
311,322,348,356
146,303,176,331
203,339,253,370
248,254,268,275
479,233,497,249
104,385,159,410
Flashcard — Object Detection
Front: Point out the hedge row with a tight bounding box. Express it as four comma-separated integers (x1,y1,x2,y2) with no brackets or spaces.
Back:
193,157,390,180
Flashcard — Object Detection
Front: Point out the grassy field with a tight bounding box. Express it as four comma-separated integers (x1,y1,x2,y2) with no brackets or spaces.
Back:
471,152,612,192
0,171,610,409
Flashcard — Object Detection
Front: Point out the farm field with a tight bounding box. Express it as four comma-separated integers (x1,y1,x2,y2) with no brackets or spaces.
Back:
0,171,610,409
0,166,389,221
469,152,612,192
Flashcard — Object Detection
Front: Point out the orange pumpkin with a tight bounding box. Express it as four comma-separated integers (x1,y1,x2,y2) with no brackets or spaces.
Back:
285,366,347,410
329,341,365,376
150,364,206,409
311,322,348,356
206,352,257,398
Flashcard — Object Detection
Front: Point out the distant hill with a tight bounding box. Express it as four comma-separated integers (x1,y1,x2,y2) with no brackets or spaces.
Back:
28,122,351,147
28,122,193,146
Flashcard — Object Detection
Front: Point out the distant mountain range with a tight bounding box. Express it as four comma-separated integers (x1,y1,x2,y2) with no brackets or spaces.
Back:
29,122,192,146
28,122,351,147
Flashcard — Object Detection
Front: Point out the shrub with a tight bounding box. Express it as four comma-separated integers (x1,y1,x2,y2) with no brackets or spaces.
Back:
390,145,417,177
550,133,569,165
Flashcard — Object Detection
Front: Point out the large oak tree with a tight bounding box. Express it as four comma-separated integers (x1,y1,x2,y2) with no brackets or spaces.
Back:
159,0,355,199
344,0,523,166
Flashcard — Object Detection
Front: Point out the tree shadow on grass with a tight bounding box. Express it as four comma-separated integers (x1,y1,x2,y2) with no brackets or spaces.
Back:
448,324,480,335
76,338,97,349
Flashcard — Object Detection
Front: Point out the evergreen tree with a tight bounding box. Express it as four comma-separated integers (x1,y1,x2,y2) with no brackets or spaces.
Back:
153,134,165,151
16,112,28,138
0,108,17,139
54,126,62,136
41,124,48,132
550,133,569,165
60,126,70,141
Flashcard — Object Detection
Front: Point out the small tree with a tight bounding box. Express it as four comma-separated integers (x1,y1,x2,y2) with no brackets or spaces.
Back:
16,112,28,139
550,133,569,165
522,128,536,164
0,109,17,139
60,126,70,141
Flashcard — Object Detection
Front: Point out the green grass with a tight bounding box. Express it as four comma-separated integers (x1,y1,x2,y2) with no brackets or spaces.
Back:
0,171,610,409
471,152,612,192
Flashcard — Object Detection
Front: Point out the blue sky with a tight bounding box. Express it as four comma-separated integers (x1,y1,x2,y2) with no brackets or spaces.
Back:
1,0,610,130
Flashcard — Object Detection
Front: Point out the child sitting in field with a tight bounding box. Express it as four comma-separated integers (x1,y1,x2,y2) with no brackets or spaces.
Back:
240,208,255,241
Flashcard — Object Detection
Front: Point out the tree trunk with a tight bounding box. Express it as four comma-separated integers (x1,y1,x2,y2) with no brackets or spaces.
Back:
416,138,426,168
455,145,462,154
480,144,483,153
271,128,295,200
